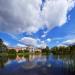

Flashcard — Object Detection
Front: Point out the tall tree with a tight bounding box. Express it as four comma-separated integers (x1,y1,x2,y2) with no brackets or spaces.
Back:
0,39,8,53
0,39,3,45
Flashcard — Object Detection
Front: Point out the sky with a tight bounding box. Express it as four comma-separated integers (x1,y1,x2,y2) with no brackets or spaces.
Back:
0,0,75,48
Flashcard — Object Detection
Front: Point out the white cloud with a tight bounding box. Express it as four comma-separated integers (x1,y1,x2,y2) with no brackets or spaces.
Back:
4,41,9,46
0,0,75,33
41,0,75,28
16,43,26,47
46,38,51,42
41,34,46,38
41,30,48,38
20,37,47,48
63,39,75,44
0,0,43,33
57,39,75,47
20,37,37,46
38,41,47,48
57,43,67,47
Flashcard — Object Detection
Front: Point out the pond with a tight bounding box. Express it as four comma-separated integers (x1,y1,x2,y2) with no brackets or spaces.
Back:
0,54,75,75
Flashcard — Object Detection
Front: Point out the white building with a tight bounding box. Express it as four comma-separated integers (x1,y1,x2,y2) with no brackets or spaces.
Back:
26,46,34,53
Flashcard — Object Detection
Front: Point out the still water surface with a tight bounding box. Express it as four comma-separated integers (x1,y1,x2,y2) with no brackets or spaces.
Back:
0,54,75,75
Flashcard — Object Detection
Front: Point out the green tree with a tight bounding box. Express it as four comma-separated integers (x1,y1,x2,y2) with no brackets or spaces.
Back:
23,50,29,54
18,50,23,53
0,39,3,45
0,39,8,53
42,46,50,55
8,49,16,55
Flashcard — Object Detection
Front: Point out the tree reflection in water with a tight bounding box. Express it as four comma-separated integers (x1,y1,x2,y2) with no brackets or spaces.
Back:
0,55,8,68
0,54,75,75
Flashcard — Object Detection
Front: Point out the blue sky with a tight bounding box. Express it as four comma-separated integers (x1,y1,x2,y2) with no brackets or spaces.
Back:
0,0,75,48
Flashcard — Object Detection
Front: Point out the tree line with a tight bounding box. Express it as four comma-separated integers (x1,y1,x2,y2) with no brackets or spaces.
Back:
0,38,75,55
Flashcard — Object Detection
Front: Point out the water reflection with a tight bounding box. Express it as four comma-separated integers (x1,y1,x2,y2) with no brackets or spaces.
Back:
0,54,75,75
0,55,8,68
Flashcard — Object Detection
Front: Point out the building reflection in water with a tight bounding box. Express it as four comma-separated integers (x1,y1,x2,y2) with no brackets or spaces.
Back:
0,54,75,72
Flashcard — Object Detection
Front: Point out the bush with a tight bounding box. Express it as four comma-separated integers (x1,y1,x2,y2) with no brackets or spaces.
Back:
8,49,16,55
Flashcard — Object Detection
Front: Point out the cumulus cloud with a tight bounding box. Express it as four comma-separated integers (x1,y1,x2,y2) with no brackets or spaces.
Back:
46,38,51,42
38,40,47,48
0,0,43,33
57,43,67,47
41,34,46,38
41,0,75,28
20,37,37,46
16,43,26,47
4,41,9,46
63,39,75,45
57,39,75,47
20,37,47,48
41,30,48,38
0,0,75,33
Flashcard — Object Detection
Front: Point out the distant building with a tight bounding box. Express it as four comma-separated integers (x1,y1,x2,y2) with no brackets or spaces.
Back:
21,47,27,50
8,47,23,52
8,46,42,53
26,46,34,53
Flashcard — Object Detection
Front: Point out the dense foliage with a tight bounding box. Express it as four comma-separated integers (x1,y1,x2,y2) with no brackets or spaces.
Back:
0,38,75,55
